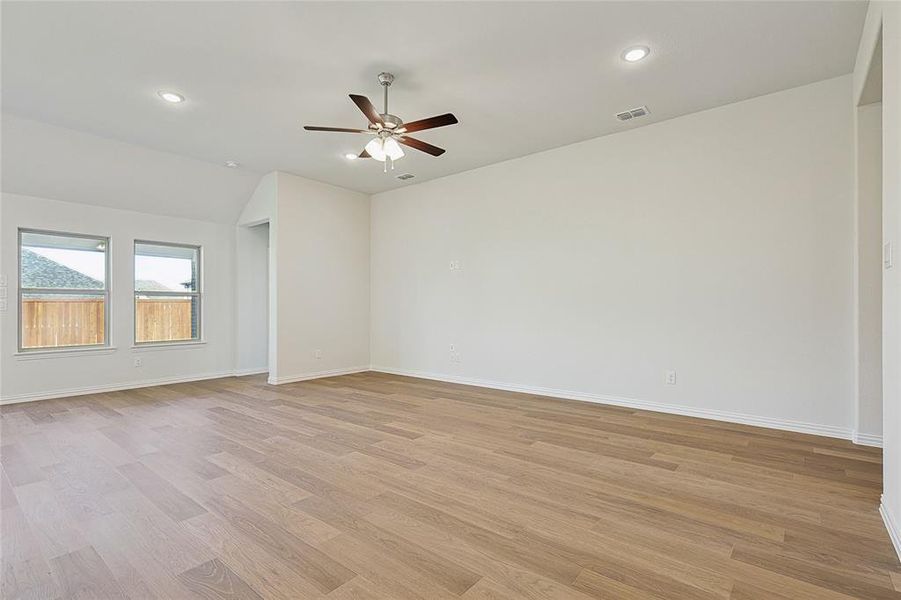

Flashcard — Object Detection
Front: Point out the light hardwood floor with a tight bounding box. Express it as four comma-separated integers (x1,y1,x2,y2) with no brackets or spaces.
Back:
1,372,899,599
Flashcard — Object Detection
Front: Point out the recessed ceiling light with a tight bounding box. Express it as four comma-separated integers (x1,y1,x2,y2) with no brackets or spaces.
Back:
225,160,239,169
621,46,650,62
157,90,185,103
345,153,358,160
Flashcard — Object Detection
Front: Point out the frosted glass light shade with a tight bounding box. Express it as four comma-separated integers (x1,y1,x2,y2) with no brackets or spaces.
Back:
383,137,405,160
365,137,387,161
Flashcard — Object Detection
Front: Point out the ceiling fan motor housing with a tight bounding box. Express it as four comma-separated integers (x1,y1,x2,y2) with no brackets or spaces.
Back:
376,113,404,130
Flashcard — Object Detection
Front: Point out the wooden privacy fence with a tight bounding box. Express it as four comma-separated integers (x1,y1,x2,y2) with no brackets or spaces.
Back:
21,298,193,348
134,298,194,343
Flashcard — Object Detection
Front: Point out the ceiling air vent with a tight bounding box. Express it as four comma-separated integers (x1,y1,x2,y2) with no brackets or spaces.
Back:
616,105,650,121
397,173,415,180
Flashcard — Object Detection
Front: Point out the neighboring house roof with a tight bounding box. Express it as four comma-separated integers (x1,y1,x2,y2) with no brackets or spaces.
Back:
20,249,103,289
135,279,174,292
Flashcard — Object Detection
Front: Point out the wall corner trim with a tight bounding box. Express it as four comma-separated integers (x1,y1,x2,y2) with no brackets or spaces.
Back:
369,366,854,441
880,498,901,563
851,431,884,447
267,366,371,385
233,367,269,377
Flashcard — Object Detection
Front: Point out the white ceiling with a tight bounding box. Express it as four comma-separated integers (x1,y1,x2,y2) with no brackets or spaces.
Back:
2,1,866,196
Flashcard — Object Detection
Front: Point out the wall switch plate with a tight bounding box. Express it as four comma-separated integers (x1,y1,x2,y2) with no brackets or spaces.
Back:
314,349,323,359
0,299,6,312
449,260,462,271
665,370,676,385
449,344,455,352
133,357,143,367
885,242,894,269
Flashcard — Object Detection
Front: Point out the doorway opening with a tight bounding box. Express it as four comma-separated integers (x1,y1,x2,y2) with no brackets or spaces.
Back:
236,221,270,376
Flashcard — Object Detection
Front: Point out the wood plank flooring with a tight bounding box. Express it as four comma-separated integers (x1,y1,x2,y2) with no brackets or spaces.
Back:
1,372,899,599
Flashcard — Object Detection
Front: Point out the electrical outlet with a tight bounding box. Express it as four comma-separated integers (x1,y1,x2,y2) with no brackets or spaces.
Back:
450,351,462,364
314,349,323,359
665,370,676,385
133,357,143,368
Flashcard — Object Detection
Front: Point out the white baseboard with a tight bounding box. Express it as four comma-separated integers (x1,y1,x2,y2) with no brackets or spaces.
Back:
268,366,370,385
0,364,867,448
0,364,372,405
852,431,884,447
880,498,901,563
370,366,854,441
233,367,269,377
0,371,236,405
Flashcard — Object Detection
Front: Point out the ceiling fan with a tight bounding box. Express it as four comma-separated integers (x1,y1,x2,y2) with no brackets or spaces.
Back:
304,72,458,170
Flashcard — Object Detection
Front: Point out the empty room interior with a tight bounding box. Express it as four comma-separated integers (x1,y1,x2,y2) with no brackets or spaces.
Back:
1,1,901,598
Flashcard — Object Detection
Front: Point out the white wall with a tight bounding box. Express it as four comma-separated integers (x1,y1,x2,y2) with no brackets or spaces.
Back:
238,172,278,228
0,127,371,399
0,116,260,403
233,171,371,384
855,102,883,443
235,223,269,375
371,75,855,436
886,3,901,563
855,0,901,563
0,193,236,402
272,172,370,383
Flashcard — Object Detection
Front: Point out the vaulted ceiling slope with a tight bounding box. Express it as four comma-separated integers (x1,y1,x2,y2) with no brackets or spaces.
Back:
2,1,866,196
1,115,261,224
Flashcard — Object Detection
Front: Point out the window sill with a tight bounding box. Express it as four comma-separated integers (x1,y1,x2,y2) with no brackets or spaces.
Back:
131,341,206,352
15,346,117,360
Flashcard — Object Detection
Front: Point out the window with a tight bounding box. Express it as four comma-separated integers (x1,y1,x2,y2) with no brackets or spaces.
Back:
134,241,201,344
19,229,110,351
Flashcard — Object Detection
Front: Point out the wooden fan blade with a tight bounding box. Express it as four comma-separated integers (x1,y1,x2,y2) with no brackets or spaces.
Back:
399,136,446,156
359,149,371,159
349,94,384,125
400,113,458,133
304,126,370,133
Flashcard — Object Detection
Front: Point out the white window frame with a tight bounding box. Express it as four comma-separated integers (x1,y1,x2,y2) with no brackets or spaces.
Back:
18,228,111,353
133,240,202,346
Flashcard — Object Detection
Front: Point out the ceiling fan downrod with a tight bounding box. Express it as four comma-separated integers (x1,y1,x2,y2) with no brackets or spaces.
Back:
378,72,394,115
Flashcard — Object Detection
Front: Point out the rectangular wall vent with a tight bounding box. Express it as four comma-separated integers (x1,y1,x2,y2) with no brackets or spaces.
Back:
616,105,650,121
397,173,415,180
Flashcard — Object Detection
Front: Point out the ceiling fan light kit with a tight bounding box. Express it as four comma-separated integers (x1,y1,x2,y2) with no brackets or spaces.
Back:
304,72,458,173
365,136,404,161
